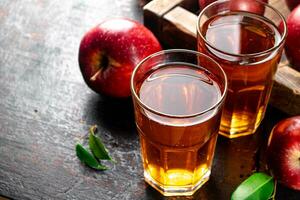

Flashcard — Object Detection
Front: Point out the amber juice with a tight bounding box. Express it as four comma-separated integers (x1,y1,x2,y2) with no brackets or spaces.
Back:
198,12,283,138
134,64,223,195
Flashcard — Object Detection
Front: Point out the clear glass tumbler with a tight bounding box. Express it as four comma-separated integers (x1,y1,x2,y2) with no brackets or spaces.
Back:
197,0,287,138
131,49,227,196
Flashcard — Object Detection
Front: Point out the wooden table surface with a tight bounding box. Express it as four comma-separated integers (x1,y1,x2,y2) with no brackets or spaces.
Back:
0,0,299,199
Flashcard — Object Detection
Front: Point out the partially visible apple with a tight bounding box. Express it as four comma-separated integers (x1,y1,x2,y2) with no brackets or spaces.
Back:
267,116,300,190
229,0,268,15
199,0,268,15
198,0,216,10
279,4,300,71
78,18,162,98
285,0,300,10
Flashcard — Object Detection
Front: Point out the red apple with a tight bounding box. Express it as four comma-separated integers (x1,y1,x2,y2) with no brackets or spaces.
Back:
78,18,162,98
285,0,300,10
199,0,216,10
199,0,268,15
267,116,300,190
229,0,269,15
279,5,300,71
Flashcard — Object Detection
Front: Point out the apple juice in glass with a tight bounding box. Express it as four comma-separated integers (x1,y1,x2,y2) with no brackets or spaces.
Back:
197,0,287,138
131,50,227,196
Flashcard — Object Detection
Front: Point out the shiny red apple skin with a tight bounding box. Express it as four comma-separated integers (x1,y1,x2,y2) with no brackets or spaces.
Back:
78,18,162,98
279,5,300,71
267,116,300,190
199,0,216,10
199,0,268,14
285,0,300,10
229,0,268,15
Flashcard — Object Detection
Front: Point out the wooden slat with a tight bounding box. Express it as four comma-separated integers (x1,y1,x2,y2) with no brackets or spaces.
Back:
270,0,290,19
270,66,300,115
162,6,197,49
143,0,183,41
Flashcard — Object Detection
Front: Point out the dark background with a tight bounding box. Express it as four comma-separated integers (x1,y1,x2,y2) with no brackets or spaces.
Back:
0,0,299,199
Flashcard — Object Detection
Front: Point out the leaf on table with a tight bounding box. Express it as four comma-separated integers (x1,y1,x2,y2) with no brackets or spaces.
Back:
231,172,274,200
89,125,115,162
75,143,108,170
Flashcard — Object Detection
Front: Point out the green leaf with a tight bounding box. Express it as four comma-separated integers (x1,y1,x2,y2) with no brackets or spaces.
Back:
89,126,115,162
231,172,274,200
75,143,108,170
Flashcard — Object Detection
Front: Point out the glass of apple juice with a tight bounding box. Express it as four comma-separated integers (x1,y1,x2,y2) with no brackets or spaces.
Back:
197,0,287,138
130,49,227,196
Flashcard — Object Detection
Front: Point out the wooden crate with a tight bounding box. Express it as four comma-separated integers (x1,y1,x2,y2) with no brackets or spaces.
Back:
143,0,300,115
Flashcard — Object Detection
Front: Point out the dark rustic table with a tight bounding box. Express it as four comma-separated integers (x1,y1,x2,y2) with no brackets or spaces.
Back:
0,0,299,199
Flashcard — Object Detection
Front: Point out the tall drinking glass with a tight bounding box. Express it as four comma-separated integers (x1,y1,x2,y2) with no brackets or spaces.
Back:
131,49,227,196
197,0,287,138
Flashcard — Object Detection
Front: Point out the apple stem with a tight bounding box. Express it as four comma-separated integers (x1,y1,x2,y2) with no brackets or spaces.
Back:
90,53,110,82
90,69,102,81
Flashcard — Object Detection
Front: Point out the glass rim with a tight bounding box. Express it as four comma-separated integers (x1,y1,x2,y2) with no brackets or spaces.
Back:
196,0,287,58
130,49,228,119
